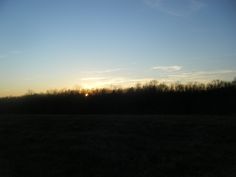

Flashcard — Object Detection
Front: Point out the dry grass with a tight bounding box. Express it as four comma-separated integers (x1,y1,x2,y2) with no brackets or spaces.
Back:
0,115,236,177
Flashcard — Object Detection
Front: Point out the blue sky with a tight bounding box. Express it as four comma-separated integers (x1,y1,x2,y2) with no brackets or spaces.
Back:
0,0,236,96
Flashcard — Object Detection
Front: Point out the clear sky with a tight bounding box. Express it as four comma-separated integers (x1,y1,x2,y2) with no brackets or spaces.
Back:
0,0,236,96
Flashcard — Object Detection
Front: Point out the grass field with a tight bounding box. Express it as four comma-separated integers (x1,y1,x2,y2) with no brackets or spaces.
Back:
0,115,236,177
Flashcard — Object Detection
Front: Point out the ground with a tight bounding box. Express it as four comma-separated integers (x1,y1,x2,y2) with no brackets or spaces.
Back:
0,115,236,177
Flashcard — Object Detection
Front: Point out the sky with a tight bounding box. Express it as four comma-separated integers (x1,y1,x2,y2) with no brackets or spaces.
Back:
0,0,236,96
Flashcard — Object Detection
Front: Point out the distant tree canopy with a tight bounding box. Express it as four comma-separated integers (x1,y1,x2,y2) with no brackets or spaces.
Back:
0,80,235,114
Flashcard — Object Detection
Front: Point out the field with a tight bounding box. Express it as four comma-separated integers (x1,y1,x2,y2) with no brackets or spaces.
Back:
0,115,236,177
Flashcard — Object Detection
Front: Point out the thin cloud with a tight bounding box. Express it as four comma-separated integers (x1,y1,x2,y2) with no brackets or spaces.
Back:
107,78,154,85
94,68,122,74
169,70,235,77
0,55,7,59
79,69,236,89
167,70,236,82
10,50,23,54
152,65,182,72
128,78,154,83
81,68,122,74
80,77,154,89
144,0,206,16
0,50,23,59
81,77,107,81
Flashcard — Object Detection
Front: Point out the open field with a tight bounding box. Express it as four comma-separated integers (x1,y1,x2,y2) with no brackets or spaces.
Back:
0,115,236,177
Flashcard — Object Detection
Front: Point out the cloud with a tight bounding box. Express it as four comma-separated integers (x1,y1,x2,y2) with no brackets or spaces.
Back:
80,76,154,89
10,50,22,54
152,65,182,72
169,70,235,77
0,55,7,59
0,50,23,59
94,68,122,74
81,77,107,81
167,70,236,82
81,68,122,74
144,0,206,16
79,69,236,89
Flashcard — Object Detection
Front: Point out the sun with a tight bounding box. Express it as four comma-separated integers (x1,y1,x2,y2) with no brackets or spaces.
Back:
85,93,89,97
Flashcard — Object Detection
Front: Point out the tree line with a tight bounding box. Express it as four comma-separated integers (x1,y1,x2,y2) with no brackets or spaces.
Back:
0,80,235,114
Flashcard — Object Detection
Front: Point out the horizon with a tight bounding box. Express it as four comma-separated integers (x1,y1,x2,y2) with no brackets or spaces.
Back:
1,0,236,97
0,78,235,98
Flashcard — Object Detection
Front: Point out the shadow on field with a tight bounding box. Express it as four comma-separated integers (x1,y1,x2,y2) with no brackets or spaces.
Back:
0,115,236,177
